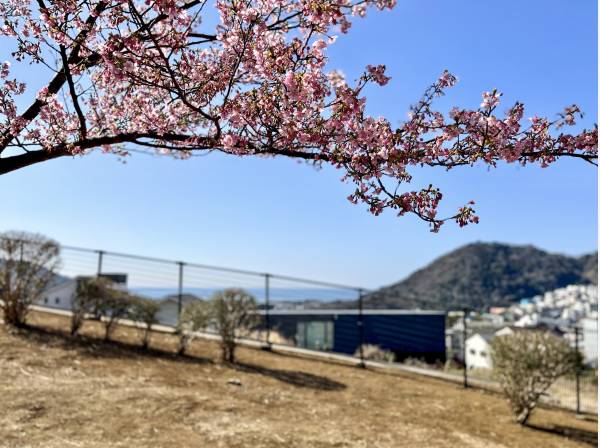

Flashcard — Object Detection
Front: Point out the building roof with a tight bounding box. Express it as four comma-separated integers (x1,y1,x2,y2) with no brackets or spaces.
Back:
158,294,204,306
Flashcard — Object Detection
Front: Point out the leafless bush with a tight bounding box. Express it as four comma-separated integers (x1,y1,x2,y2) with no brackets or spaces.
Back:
71,277,113,336
211,288,259,363
248,329,293,346
0,232,60,327
402,357,430,368
354,344,395,362
491,330,578,425
93,284,132,341
177,300,210,355
130,297,160,349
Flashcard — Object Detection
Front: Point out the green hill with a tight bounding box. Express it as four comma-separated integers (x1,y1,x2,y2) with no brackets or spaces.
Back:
364,242,597,311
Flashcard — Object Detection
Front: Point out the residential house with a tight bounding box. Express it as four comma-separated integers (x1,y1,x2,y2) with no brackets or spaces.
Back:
580,313,598,366
37,273,128,311
465,326,514,370
156,294,204,327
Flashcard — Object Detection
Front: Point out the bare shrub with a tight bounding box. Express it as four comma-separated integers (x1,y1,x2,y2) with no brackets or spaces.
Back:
0,232,60,327
248,329,293,346
177,300,210,355
130,297,160,349
402,357,431,368
354,344,395,362
491,330,578,425
92,283,132,341
211,288,258,363
71,277,113,336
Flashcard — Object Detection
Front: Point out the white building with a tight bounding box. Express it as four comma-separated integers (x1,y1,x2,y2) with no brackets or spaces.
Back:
465,327,514,370
580,313,598,366
36,274,128,311
509,285,597,329
465,333,493,369
156,294,204,327
37,278,77,310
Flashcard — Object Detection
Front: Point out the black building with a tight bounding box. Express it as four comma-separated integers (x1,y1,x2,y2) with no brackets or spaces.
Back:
258,309,446,363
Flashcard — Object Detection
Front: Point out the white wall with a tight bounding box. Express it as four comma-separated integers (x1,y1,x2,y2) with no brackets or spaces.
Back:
581,317,598,366
156,301,179,327
465,334,493,369
36,281,76,310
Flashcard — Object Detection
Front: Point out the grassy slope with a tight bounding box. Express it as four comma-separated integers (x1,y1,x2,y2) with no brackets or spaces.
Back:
0,311,597,448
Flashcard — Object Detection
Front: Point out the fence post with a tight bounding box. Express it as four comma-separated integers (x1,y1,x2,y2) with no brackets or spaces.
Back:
574,326,581,414
177,262,184,326
462,308,468,388
263,273,271,350
357,288,365,367
96,250,104,276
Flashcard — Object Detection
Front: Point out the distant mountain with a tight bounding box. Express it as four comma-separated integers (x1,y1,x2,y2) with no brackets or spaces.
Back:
363,242,598,311
580,252,598,284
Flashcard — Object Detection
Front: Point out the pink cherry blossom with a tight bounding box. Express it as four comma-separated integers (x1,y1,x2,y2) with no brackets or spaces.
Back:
0,0,596,231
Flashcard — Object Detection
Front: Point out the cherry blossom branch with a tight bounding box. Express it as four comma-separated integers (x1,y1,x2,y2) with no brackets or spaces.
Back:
0,0,596,230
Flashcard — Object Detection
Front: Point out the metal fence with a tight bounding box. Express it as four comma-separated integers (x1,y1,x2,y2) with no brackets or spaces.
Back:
57,244,367,352
3,239,597,415
436,311,597,415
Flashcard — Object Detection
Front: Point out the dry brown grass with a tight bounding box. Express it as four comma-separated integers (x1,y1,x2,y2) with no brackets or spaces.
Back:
0,310,597,448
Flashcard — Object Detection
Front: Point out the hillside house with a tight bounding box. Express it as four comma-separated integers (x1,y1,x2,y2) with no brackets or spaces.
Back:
465,327,514,370
37,274,128,311
580,313,598,366
156,294,204,326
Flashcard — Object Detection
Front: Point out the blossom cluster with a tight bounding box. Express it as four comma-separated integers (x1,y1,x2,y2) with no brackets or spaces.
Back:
0,0,596,229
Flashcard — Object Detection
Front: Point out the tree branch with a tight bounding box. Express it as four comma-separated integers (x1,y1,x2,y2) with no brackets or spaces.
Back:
60,45,87,140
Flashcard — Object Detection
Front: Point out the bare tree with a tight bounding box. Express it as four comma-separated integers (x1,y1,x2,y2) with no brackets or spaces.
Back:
491,330,578,425
71,276,113,336
211,289,259,363
130,297,160,349
85,281,133,342
177,300,211,355
0,231,60,327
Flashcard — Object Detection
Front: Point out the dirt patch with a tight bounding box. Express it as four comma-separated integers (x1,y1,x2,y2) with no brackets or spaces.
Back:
0,310,597,447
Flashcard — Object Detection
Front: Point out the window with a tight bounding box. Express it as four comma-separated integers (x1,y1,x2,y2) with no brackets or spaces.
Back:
296,320,334,351
480,351,487,357
55,297,60,304
43,297,48,304
469,349,476,355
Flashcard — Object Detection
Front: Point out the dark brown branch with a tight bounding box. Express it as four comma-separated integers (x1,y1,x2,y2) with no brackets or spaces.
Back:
0,148,70,175
188,32,217,41
0,0,205,155
60,45,87,140
0,1,108,153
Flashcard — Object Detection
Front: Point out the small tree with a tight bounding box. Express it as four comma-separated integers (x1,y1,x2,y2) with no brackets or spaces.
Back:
130,297,160,349
211,289,259,363
0,231,60,327
491,330,578,425
177,300,211,355
71,276,114,336
97,287,132,341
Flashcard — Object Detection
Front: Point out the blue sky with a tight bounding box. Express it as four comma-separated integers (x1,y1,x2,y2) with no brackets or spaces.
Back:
0,0,597,289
